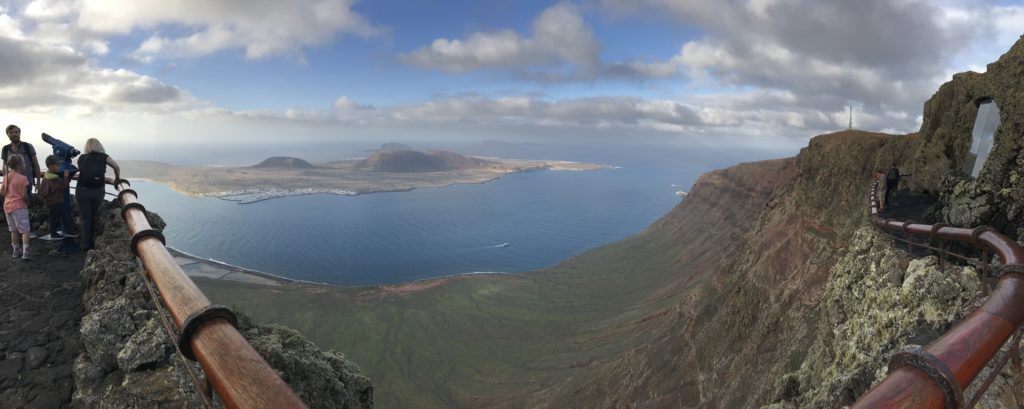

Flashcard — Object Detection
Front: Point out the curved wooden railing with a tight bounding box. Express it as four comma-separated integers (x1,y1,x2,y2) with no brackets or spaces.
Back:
114,180,308,409
853,182,1024,408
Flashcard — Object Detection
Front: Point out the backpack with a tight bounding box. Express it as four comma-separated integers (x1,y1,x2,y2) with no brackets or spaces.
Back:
886,167,899,181
79,153,108,188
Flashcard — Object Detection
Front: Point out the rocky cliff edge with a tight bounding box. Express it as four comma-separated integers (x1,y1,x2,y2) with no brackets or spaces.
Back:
71,202,373,408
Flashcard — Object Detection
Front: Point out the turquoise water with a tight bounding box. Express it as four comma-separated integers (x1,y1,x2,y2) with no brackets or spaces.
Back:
124,144,787,286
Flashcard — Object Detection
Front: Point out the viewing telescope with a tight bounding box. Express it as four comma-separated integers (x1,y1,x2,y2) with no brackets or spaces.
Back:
41,132,80,174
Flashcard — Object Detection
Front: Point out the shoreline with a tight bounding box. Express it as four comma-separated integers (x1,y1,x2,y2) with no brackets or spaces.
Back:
170,247,314,287
172,246,518,290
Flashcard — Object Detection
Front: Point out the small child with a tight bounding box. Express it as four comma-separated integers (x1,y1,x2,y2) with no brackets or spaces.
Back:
38,155,72,240
2,155,32,260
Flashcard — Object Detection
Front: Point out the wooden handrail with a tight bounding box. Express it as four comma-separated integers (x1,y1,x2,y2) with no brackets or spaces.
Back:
853,182,1024,408
114,181,309,409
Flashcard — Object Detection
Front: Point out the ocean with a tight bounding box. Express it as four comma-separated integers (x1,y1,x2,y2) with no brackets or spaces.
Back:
122,142,790,286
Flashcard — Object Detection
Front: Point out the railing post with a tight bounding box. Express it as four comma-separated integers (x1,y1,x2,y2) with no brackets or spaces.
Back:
981,249,990,296
938,240,946,271
1013,332,1024,407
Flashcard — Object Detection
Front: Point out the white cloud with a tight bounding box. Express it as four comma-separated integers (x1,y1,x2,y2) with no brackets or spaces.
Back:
591,0,1015,133
58,0,381,60
402,3,598,74
0,10,193,116
402,2,687,81
23,0,73,21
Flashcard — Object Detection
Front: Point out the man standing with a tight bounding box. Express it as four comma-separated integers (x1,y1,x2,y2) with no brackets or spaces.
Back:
2,125,42,199
885,162,901,208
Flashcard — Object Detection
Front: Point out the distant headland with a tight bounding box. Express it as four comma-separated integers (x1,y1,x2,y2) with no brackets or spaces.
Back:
121,144,610,204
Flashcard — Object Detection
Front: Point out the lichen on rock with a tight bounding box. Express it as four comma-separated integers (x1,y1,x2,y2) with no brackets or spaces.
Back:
766,227,981,408
72,201,373,408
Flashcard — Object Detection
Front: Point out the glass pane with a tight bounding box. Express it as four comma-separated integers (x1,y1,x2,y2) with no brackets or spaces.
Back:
970,101,1000,177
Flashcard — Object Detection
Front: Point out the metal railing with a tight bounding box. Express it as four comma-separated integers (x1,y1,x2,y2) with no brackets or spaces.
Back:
113,179,309,409
852,182,1024,408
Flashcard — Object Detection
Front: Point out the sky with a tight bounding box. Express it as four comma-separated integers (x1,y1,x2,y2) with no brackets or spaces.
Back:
0,0,1022,157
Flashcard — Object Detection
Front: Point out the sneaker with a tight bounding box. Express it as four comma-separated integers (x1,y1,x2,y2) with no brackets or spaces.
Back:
12,248,19,258
21,250,30,261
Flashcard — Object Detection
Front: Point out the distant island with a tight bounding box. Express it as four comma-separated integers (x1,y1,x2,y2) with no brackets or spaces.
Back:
121,145,610,204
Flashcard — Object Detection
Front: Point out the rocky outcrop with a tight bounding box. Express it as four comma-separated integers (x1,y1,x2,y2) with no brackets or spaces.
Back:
72,202,373,408
907,36,1024,238
765,228,981,408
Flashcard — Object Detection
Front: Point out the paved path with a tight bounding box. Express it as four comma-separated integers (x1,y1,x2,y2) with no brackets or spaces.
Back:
0,233,86,409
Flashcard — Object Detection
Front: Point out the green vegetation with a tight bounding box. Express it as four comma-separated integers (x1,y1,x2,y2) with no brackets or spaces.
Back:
199,229,684,407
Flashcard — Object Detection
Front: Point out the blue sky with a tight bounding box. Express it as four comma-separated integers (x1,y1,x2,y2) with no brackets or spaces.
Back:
0,0,1022,153
106,0,696,110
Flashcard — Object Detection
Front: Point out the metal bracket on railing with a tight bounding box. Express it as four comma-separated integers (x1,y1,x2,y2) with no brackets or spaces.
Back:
179,305,240,361
130,229,166,257
980,249,991,296
121,202,146,220
889,345,965,408
971,226,996,245
118,188,139,205
994,263,1024,279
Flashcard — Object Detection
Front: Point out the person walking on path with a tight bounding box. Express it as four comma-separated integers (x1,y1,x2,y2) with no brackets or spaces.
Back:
76,138,120,251
885,163,901,208
3,155,33,260
2,125,42,199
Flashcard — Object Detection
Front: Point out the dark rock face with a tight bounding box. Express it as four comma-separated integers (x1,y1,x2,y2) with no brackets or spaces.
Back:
251,156,317,169
906,36,1024,238
72,202,373,408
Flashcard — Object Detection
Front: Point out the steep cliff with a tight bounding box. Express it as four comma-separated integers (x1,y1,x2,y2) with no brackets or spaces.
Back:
197,129,922,408
72,202,374,408
195,35,1024,409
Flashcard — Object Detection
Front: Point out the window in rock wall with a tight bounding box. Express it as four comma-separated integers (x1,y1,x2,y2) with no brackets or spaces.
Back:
963,99,1000,178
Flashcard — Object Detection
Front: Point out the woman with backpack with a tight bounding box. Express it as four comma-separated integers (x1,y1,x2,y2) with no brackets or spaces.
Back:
76,138,120,251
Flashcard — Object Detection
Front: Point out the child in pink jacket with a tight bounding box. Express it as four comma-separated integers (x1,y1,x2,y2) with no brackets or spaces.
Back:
2,154,32,260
